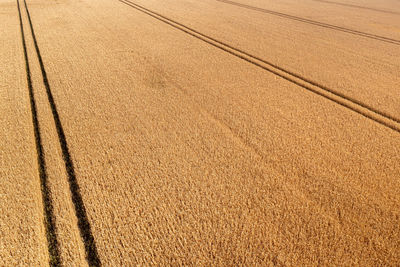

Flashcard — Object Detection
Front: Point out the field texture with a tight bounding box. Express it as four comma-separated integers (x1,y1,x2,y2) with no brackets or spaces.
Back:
1,0,400,265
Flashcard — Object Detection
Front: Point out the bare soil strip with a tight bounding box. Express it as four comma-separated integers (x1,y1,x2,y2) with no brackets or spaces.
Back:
119,0,400,133
16,0,61,265
21,0,101,265
313,0,400,15
215,0,400,45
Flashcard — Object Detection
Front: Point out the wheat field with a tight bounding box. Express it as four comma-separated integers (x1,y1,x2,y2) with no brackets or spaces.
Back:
1,0,400,265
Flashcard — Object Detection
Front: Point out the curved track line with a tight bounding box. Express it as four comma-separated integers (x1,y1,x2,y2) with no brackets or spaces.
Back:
17,0,61,265
22,0,101,265
119,0,400,133
216,0,400,45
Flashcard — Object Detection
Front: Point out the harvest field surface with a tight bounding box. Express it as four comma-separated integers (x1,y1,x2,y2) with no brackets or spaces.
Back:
1,0,400,265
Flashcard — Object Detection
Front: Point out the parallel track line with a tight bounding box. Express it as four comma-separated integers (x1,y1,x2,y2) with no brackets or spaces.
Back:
216,0,400,45
22,0,101,265
16,0,61,265
119,0,400,133
313,0,400,15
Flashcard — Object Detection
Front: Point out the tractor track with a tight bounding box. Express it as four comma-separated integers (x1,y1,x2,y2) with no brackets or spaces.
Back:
119,0,400,133
19,0,101,265
313,0,400,16
16,0,61,265
216,0,400,45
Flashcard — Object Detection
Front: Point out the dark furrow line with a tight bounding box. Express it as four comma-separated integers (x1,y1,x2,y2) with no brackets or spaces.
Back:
120,0,400,125
216,0,400,45
119,0,400,133
16,0,61,265
313,0,400,15
22,0,101,265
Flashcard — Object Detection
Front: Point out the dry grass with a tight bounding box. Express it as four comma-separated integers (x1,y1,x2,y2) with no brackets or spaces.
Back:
3,0,400,265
